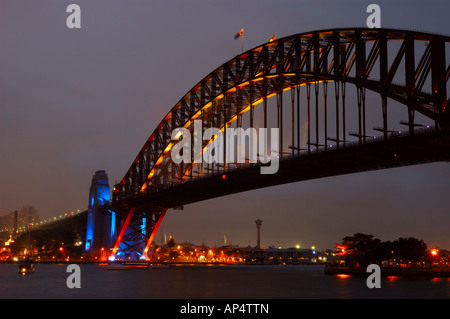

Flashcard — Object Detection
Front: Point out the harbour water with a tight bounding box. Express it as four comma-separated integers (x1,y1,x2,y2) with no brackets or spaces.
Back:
0,263,448,299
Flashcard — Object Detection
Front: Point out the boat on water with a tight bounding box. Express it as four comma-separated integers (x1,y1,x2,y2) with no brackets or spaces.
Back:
18,259,35,275
19,214,35,275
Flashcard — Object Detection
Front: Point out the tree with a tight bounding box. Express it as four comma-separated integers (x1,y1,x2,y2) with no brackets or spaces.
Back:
391,237,427,266
339,233,390,267
336,233,429,268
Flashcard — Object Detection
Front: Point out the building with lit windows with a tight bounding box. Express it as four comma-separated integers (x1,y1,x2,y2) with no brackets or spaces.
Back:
0,206,40,234
245,248,317,264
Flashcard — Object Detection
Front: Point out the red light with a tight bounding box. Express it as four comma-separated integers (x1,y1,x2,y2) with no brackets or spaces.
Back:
222,174,226,179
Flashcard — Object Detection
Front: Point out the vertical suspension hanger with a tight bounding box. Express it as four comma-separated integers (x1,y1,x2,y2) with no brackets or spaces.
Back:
342,81,346,147
306,82,311,153
334,80,340,149
323,81,328,150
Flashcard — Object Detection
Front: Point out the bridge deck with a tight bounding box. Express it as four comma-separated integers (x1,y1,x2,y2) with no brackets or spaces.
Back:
114,129,450,213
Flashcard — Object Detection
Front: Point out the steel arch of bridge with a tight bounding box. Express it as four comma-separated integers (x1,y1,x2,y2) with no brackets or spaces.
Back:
109,28,450,260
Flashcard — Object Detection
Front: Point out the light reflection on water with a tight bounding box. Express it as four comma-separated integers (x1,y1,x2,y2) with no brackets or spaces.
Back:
0,263,448,299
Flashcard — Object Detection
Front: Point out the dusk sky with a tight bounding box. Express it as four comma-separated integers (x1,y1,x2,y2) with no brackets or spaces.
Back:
1,0,449,251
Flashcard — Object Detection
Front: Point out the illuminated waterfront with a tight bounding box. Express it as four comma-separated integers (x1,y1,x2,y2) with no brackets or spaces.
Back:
0,263,448,299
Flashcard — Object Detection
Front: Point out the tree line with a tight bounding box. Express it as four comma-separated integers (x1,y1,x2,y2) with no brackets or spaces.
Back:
335,233,433,268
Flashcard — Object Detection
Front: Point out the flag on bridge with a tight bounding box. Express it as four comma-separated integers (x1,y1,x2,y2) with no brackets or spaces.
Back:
234,28,244,39
270,33,276,42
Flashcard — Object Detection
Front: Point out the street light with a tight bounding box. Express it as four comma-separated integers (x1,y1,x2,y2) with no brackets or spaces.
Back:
430,248,439,268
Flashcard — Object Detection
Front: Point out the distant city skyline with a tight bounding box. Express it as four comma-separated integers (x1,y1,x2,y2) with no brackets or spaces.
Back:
1,1,449,251
0,205,40,232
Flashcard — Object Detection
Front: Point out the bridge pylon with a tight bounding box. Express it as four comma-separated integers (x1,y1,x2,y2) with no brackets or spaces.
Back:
85,170,115,261
110,206,166,261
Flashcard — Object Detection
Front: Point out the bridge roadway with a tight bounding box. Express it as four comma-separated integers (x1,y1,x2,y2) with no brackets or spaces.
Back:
110,128,450,214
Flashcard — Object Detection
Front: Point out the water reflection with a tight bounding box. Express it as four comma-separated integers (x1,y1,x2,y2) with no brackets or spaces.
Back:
0,263,448,299
336,274,351,279
386,276,400,282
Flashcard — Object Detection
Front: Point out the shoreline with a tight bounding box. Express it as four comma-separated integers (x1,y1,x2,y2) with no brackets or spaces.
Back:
0,260,323,266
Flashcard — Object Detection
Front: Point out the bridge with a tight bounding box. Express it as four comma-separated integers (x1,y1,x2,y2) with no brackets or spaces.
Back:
16,28,450,261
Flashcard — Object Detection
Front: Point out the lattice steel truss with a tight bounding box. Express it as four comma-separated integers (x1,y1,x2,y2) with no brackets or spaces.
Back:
113,28,450,203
